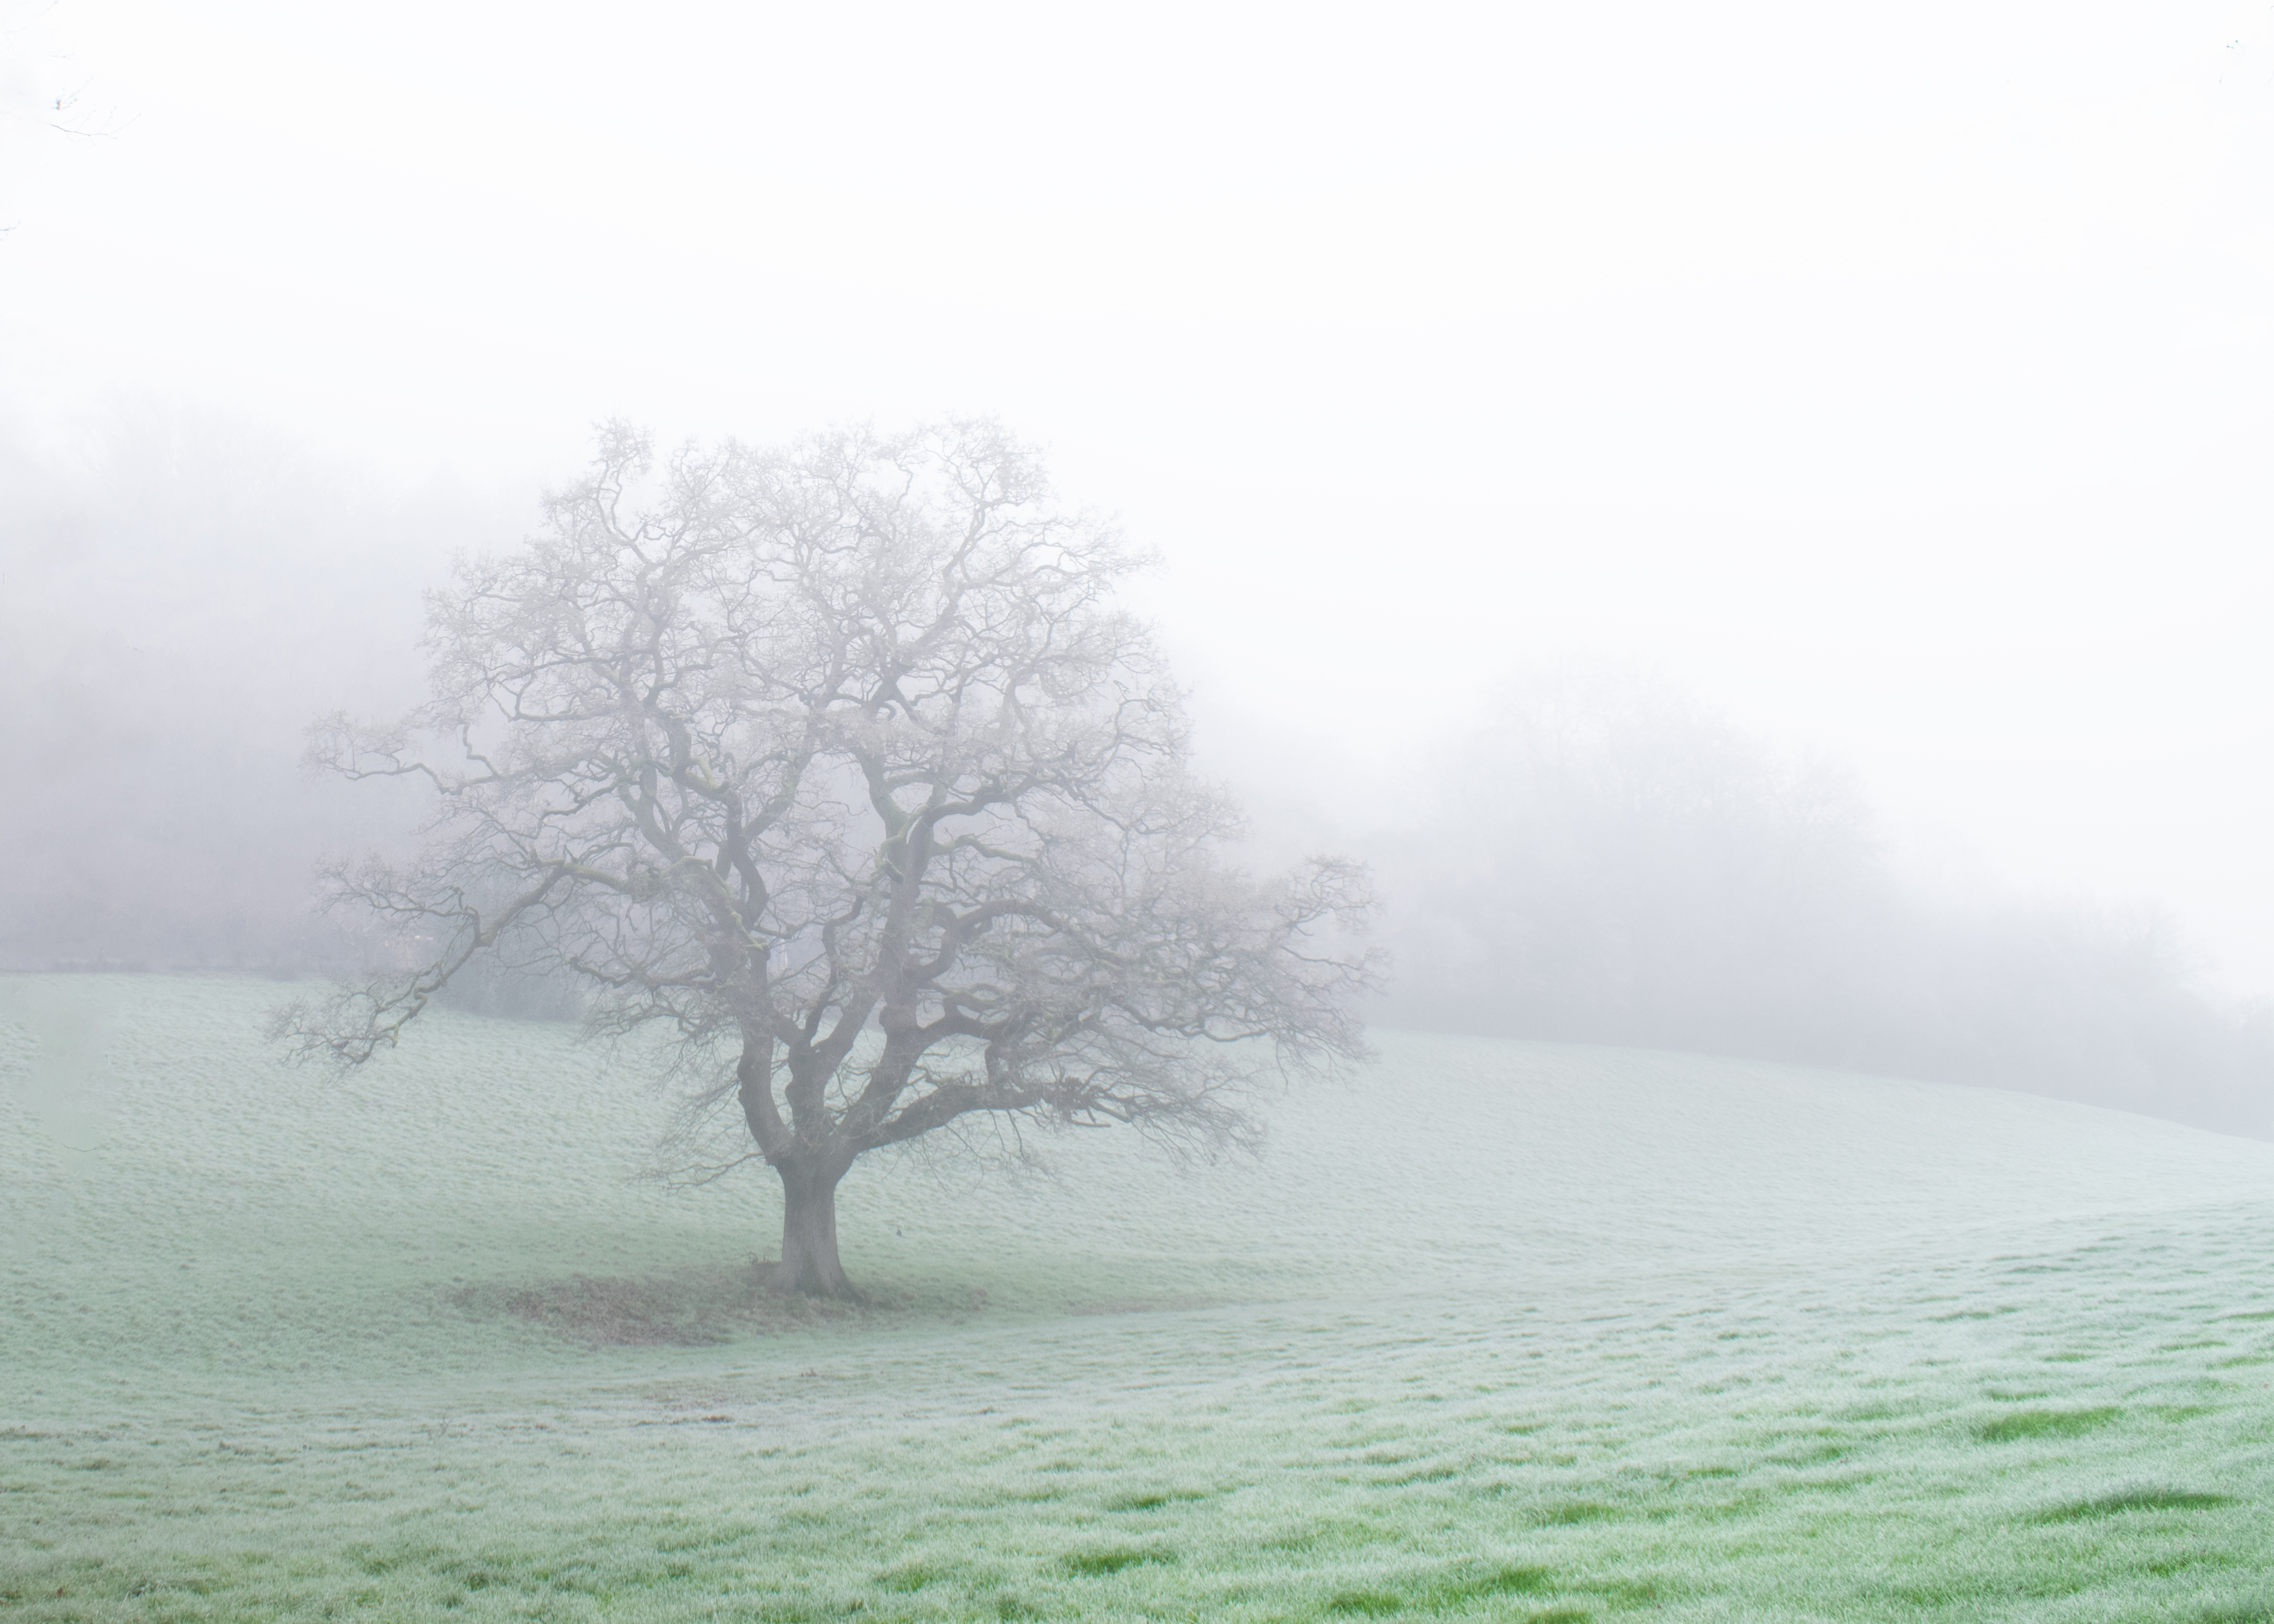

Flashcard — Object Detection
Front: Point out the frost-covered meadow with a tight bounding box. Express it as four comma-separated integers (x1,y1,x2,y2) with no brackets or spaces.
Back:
5,973,2273,1621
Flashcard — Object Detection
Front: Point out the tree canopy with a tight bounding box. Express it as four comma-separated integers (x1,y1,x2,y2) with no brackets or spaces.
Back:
279,420,1376,1295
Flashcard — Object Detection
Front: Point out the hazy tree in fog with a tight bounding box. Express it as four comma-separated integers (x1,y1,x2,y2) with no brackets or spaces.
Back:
1377,668,2274,1136
0,407,466,974
1383,670,1880,1052
277,422,1376,1297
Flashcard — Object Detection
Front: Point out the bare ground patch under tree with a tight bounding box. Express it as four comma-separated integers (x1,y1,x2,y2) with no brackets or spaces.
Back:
447,1262,888,1346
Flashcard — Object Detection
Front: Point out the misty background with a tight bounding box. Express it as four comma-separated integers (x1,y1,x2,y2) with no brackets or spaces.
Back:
5,1,2273,1133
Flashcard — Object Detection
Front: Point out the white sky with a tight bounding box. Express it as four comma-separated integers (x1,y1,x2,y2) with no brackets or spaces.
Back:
5,0,2273,989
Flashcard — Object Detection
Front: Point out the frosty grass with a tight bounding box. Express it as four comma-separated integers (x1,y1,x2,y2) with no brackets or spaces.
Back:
4,974,2271,1621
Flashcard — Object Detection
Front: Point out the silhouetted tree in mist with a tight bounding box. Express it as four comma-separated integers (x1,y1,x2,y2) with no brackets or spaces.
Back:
277,422,1378,1297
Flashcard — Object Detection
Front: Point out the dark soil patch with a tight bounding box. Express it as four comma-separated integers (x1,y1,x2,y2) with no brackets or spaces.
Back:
448,1261,876,1346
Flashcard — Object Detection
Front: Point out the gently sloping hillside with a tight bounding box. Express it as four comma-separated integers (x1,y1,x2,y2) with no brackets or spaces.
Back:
6,974,2274,1622
5,974,2273,1392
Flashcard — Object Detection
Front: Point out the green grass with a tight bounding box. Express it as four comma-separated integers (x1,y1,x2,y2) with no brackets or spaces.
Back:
2033,1487,2236,1521
5,972,2274,1620
1976,1406,2123,1442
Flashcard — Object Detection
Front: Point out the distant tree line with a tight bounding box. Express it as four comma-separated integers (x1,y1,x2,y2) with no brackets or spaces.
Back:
1370,670,2274,1137
0,408,472,980
6,414,2269,1137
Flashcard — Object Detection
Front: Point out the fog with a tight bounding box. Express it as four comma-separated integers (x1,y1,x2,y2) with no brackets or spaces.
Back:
6,1,2273,1125
0,408,491,971
1368,666,2274,1136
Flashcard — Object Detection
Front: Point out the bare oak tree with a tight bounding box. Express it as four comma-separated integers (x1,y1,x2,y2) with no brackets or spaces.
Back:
278,422,1375,1297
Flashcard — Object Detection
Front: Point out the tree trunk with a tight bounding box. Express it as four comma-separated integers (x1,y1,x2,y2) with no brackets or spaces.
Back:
773,1156,858,1299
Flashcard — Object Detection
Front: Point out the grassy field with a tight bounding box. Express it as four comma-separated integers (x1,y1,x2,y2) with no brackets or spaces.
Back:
5,972,2274,1622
